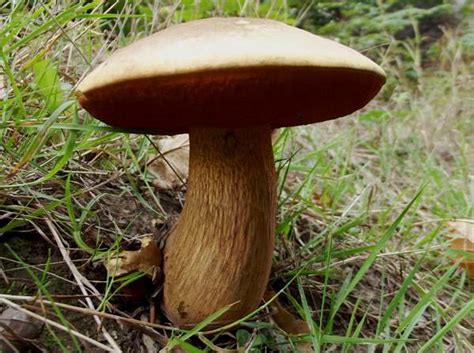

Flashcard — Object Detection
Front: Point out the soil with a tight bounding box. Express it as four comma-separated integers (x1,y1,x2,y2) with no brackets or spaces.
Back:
0,185,183,352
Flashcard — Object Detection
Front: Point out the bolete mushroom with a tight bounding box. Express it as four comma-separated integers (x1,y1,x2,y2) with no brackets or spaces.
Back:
76,17,385,327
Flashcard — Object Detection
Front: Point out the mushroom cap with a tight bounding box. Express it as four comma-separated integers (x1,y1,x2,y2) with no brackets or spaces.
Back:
77,17,386,135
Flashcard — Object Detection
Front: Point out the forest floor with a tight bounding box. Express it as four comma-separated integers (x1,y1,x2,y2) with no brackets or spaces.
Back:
0,1,473,352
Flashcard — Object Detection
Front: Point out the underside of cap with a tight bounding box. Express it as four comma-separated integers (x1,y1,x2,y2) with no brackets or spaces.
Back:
77,17,386,134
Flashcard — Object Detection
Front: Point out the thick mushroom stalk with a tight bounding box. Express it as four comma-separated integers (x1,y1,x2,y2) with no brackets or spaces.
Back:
162,126,276,327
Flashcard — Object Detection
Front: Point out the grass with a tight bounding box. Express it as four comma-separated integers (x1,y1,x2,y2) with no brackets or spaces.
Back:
0,0,473,352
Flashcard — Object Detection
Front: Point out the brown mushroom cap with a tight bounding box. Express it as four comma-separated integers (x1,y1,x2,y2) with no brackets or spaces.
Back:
77,17,385,135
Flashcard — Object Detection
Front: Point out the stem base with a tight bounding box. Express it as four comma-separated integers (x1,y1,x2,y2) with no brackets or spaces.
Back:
162,126,276,327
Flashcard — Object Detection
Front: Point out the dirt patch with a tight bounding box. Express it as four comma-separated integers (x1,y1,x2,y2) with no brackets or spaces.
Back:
0,169,185,351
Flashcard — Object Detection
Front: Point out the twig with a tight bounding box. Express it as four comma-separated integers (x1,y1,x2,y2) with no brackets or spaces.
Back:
0,298,115,352
45,218,122,352
0,335,20,353
0,294,174,332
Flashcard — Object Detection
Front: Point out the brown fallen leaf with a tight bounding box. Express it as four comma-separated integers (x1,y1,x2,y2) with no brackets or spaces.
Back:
104,236,163,301
149,134,189,190
0,307,44,353
105,236,162,277
448,220,474,278
264,291,313,353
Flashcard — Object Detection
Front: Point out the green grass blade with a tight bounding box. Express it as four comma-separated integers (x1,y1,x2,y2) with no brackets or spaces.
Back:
377,251,427,334
324,186,426,332
7,100,74,177
393,262,460,352
418,299,474,353
33,59,64,113
297,276,320,352
165,305,232,350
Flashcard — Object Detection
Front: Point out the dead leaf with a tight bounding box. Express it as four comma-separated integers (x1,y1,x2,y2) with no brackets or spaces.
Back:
149,134,189,190
264,291,313,353
105,236,162,277
142,333,159,353
448,220,474,278
0,307,44,353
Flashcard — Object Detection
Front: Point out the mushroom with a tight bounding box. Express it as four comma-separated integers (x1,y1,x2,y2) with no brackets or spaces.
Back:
76,17,385,327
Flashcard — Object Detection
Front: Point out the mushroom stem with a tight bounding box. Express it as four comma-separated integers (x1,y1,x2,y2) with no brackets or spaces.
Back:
162,126,276,327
